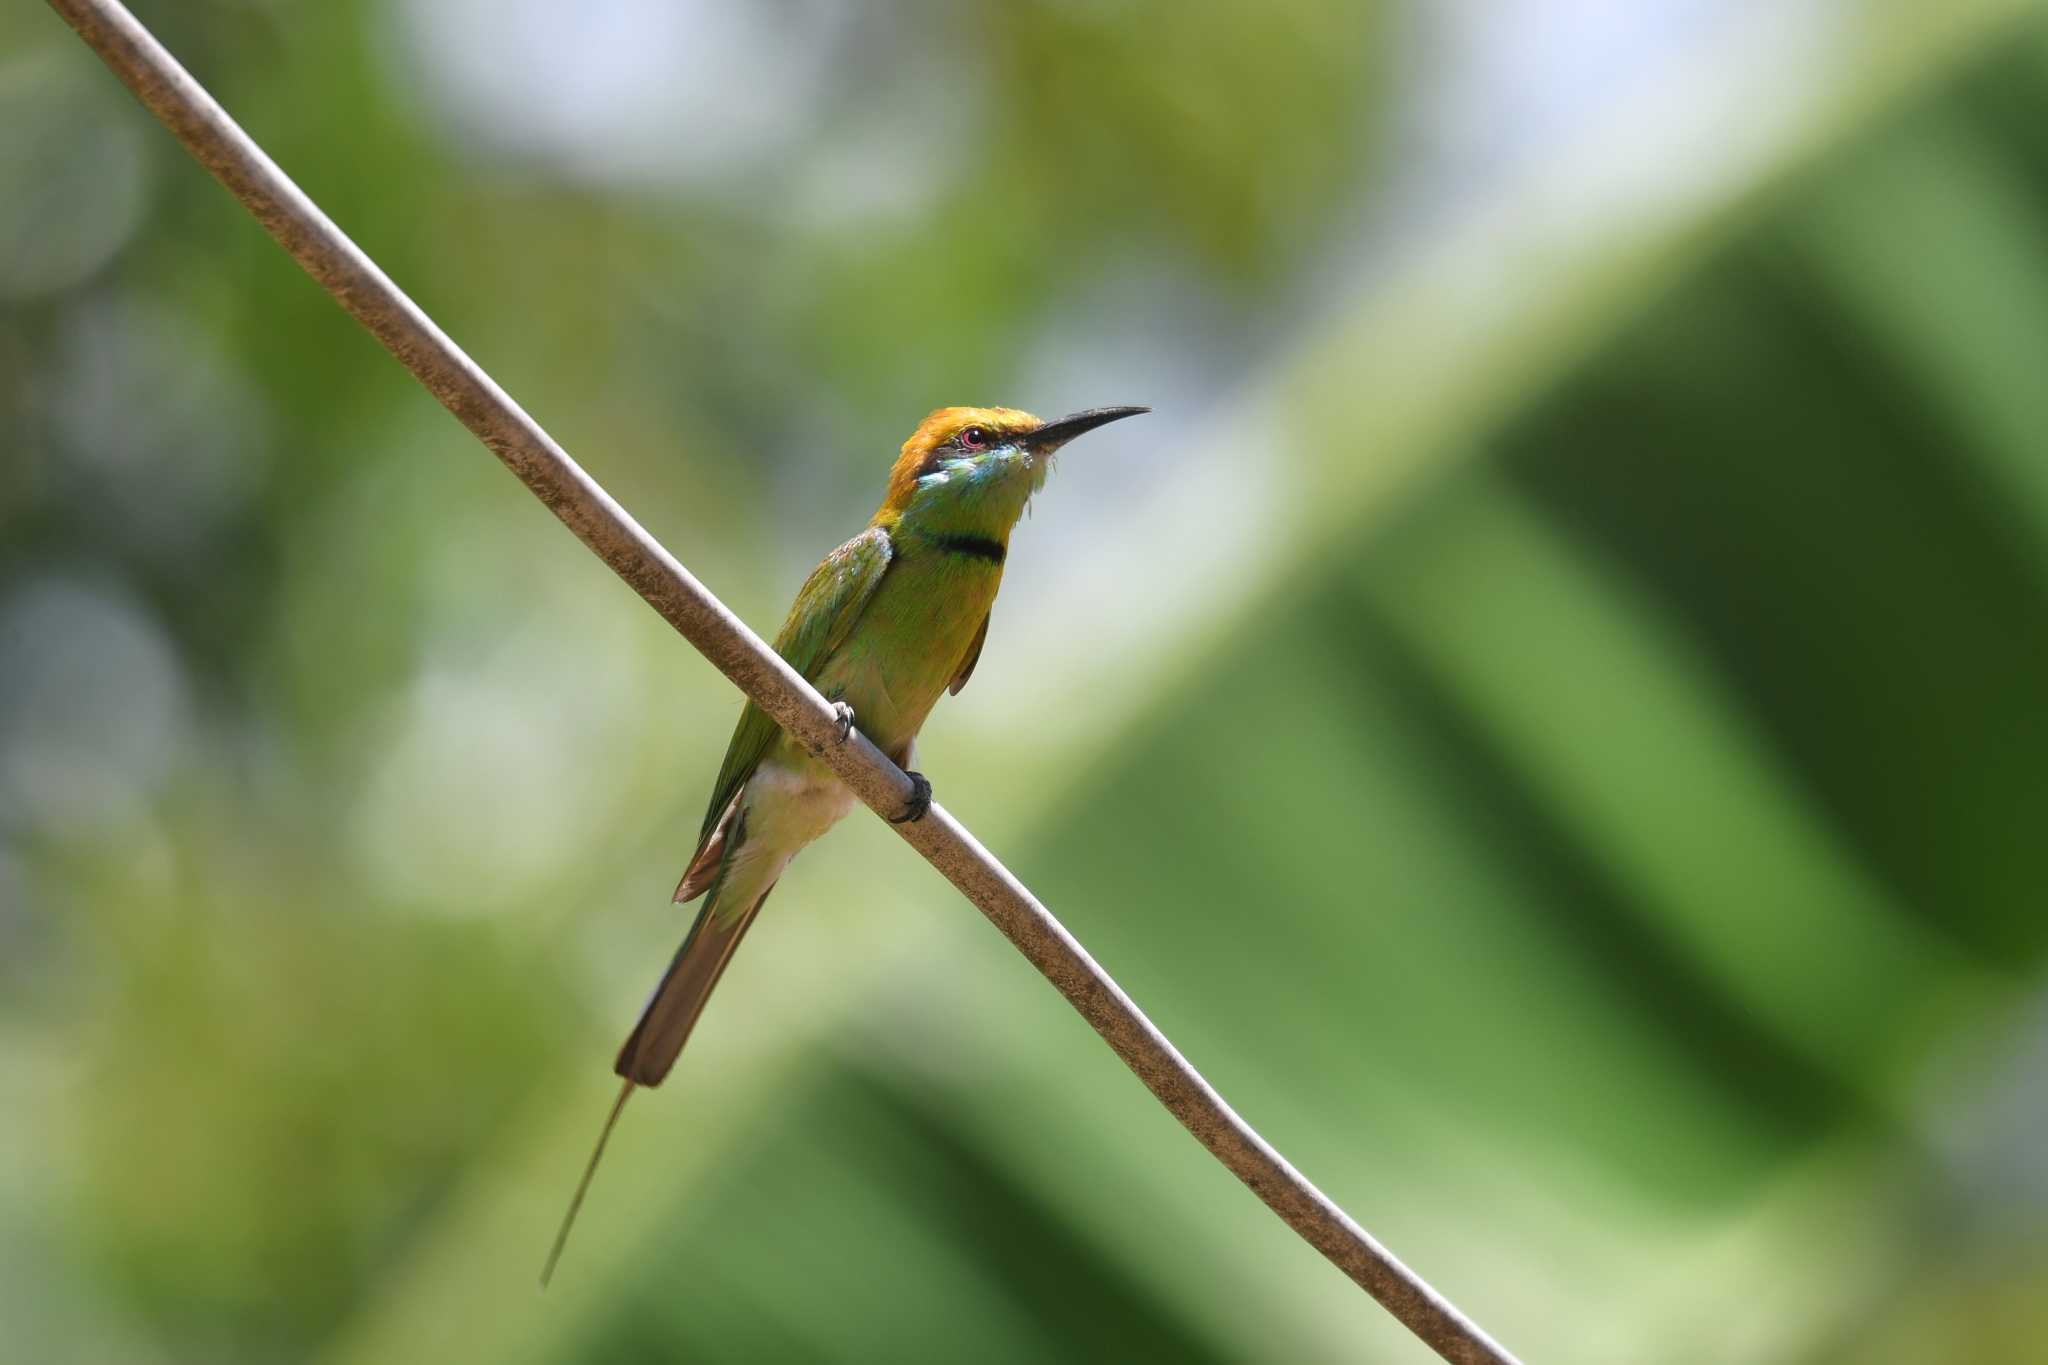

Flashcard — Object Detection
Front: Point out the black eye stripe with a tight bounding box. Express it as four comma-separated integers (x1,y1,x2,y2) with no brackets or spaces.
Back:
918,426,996,475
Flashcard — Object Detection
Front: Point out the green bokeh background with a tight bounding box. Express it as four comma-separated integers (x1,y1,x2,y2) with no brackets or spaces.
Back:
6,2,2048,1361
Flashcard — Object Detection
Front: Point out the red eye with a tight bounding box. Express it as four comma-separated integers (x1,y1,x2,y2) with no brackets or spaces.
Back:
959,426,988,450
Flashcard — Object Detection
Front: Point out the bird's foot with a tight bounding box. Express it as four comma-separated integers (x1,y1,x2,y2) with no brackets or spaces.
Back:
831,701,857,744
888,770,933,824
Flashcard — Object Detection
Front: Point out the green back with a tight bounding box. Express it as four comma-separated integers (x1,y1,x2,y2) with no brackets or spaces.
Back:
695,526,896,847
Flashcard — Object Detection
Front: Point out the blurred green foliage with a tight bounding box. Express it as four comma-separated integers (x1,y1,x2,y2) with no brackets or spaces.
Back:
5,1,2048,1362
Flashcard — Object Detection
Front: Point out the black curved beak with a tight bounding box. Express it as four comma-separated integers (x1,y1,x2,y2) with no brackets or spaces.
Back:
1024,405,1150,453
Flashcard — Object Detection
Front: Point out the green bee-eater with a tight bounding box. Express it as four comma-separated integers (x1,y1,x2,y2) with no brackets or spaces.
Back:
544,403,1147,1281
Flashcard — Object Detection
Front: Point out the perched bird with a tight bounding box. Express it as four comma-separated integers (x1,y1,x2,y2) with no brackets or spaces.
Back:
543,403,1148,1282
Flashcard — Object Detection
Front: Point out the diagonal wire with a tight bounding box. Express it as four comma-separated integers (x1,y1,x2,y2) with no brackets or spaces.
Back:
42,2,1521,1360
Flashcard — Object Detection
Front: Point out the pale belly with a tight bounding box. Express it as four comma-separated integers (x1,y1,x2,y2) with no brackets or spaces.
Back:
729,749,861,889
748,753,859,838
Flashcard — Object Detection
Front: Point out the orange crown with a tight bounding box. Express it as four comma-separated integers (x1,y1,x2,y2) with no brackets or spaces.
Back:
875,406,1041,524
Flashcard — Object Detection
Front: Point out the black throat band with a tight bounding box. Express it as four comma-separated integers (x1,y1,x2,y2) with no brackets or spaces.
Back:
915,530,1006,565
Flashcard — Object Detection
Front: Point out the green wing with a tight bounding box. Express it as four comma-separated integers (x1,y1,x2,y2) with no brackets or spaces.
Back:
948,611,989,696
694,526,894,847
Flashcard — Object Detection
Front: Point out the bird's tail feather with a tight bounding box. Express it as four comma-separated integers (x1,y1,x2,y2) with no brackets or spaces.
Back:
540,1075,633,1288
614,885,775,1087
541,882,774,1285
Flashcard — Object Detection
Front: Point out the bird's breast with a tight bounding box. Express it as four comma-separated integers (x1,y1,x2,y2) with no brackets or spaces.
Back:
814,546,1002,755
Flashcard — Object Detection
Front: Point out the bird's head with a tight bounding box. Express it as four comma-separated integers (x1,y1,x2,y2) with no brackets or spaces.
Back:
875,404,1148,531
